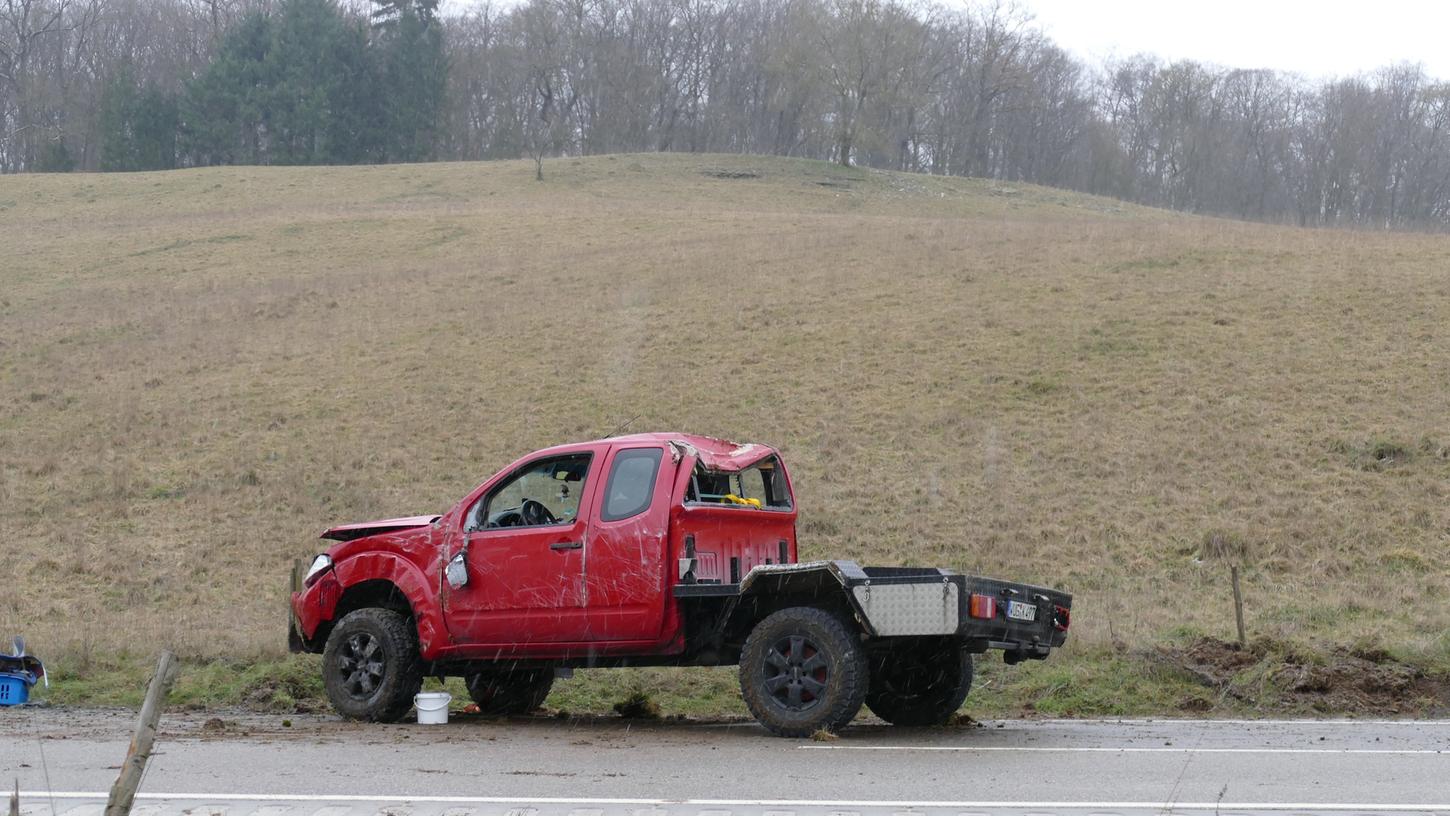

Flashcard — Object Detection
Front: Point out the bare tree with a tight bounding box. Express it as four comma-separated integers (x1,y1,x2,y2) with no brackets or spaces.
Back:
0,0,84,169
11,0,1450,229
516,0,571,180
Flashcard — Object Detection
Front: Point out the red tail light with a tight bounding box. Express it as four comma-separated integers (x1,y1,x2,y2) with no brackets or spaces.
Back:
1053,605,1071,631
969,594,997,619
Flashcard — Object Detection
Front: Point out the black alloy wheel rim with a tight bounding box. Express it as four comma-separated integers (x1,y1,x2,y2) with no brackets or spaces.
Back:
338,632,386,700
763,635,828,711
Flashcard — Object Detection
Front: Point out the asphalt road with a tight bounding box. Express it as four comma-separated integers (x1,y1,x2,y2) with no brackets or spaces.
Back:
3,709,1450,816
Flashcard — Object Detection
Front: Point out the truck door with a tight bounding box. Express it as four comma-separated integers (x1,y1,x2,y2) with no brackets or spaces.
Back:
445,449,599,644
581,443,672,641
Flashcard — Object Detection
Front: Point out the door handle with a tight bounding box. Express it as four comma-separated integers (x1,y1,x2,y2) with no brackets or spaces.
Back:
550,540,582,551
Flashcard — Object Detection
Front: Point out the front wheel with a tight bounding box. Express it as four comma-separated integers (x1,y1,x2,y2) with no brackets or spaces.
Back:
739,606,869,737
464,668,554,715
322,608,424,722
864,642,973,726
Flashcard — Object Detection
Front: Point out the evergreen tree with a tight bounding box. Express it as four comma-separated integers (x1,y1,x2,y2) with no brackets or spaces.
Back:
100,68,141,170
183,0,383,166
133,90,181,171
183,12,275,166
36,140,75,172
371,0,447,162
101,66,179,172
266,0,383,164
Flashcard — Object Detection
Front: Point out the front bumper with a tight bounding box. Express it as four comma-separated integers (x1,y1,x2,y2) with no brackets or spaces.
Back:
288,571,342,653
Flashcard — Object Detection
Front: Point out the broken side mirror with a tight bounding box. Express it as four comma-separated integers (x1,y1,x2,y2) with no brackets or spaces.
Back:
446,551,469,589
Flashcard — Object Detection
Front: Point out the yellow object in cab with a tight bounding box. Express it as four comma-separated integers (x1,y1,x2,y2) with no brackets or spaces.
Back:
722,493,763,508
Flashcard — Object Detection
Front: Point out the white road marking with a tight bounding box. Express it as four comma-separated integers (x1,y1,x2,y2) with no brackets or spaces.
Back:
1024,718,1450,726
689,718,1450,730
17,794,1450,811
798,745,1447,755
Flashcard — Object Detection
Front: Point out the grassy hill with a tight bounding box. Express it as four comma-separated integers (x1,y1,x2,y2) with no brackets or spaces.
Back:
4,153,1449,717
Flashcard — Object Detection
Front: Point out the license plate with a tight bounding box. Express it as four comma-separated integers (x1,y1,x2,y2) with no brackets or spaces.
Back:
1006,600,1037,622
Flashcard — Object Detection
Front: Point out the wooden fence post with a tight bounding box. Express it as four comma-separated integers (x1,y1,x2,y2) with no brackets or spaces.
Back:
1231,565,1247,647
105,650,179,816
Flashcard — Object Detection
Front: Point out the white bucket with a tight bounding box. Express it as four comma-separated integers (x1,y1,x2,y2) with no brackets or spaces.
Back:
414,691,452,725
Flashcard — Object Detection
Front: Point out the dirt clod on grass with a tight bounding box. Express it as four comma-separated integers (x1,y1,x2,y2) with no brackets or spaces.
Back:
613,690,662,720
700,169,759,179
1155,637,1450,715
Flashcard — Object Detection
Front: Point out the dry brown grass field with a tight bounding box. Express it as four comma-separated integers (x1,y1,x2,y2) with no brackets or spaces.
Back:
3,153,1449,715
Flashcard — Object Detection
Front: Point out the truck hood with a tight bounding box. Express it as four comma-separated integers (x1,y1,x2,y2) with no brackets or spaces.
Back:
320,514,441,542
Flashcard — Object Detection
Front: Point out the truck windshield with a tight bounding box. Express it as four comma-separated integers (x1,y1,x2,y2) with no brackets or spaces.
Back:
685,455,791,510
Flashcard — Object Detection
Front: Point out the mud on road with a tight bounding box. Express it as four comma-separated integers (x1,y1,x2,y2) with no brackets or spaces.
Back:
2,704,755,748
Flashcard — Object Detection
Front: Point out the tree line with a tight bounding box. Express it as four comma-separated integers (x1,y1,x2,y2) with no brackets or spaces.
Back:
5,0,1450,228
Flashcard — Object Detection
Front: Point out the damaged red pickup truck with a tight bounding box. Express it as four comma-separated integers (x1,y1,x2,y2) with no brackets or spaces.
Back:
290,433,1071,736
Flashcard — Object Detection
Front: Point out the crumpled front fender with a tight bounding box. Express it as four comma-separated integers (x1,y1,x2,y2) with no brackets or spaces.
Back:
290,552,448,661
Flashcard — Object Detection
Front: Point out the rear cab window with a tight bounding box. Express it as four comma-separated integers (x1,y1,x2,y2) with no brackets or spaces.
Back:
684,454,792,510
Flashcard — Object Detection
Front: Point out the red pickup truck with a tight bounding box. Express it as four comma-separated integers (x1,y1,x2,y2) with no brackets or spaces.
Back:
290,433,1071,736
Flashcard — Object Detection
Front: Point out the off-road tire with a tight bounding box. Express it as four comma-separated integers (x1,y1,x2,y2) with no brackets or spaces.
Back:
864,644,973,726
322,608,424,723
464,669,555,715
739,606,869,737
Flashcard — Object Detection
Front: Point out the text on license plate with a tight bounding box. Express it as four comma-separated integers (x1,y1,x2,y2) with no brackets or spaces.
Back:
1006,600,1037,622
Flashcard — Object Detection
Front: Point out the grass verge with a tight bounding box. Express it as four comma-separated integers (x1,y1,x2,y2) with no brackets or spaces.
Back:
36,639,1450,719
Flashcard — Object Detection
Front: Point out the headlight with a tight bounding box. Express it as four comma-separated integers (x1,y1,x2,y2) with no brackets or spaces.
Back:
304,554,333,586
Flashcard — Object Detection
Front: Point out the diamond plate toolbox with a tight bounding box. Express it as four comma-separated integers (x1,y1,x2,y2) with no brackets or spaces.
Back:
850,580,959,636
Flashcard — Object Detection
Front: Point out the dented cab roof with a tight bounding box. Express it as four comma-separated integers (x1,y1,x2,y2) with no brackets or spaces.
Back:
603,432,777,471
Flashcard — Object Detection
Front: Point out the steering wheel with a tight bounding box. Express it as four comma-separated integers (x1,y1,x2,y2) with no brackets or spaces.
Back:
520,498,557,526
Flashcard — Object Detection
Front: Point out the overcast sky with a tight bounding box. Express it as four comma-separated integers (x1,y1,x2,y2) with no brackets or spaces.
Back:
1013,0,1449,80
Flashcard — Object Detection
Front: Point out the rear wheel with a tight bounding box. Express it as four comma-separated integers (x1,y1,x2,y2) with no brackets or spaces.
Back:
739,606,868,737
864,642,973,726
322,608,424,723
464,668,554,715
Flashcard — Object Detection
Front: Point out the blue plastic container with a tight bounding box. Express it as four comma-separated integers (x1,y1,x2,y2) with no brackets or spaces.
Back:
0,673,29,706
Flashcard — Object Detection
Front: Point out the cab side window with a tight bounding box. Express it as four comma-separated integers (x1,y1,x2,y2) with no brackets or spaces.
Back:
601,448,663,522
468,453,591,530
